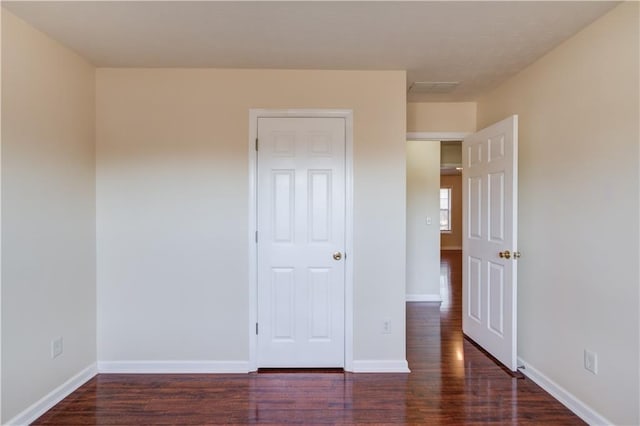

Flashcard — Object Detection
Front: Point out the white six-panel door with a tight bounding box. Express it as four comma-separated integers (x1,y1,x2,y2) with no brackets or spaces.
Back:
462,115,518,371
257,117,346,367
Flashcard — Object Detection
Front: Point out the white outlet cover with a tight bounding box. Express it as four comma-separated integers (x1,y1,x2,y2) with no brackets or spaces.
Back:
584,349,598,374
52,337,63,359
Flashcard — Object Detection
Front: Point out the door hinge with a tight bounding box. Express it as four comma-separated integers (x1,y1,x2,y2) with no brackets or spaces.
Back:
255,322,259,335
255,230,258,243
255,138,258,151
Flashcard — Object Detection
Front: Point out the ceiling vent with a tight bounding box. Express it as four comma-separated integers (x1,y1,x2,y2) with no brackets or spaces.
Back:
408,81,459,94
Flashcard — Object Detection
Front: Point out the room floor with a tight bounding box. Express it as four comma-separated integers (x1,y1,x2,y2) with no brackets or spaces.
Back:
33,251,583,425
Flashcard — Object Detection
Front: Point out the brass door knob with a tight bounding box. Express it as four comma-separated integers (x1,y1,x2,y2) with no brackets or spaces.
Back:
333,252,343,261
499,250,511,259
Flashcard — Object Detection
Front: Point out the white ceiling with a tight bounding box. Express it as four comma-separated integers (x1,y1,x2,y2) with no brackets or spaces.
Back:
2,1,618,101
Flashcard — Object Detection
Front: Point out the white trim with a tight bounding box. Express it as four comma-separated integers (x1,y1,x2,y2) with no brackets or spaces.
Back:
441,246,462,251
352,360,410,373
344,112,355,372
248,109,355,372
406,132,470,141
517,357,613,426
248,111,258,372
406,293,442,303
98,360,250,374
6,363,97,426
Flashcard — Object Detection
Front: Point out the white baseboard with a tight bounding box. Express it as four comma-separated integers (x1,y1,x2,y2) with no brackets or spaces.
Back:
100,360,410,374
6,362,97,426
406,293,442,303
97,360,250,374
517,357,613,425
441,246,462,251
352,359,410,373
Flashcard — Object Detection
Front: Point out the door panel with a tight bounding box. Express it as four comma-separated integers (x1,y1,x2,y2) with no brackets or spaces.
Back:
273,171,294,242
272,268,295,341
468,176,483,239
462,115,518,371
487,262,505,336
309,268,331,340
488,172,505,243
257,117,345,368
308,170,331,242
468,256,482,323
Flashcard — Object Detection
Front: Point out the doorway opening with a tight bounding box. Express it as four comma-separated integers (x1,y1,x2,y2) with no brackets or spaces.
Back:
406,133,468,305
406,115,520,373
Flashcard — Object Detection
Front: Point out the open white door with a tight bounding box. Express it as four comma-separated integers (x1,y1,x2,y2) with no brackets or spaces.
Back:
462,115,518,371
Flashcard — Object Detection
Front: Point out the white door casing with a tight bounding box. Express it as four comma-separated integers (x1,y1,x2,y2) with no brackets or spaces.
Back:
253,113,350,368
462,115,518,371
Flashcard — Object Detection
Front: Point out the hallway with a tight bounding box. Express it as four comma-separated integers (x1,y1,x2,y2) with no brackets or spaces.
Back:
34,251,583,425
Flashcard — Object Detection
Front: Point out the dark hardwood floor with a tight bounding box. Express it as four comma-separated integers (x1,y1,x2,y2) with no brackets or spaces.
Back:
34,251,583,425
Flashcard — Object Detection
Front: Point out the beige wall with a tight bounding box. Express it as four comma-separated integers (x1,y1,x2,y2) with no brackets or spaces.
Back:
1,10,96,422
96,69,408,366
477,3,639,424
441,143,462,165
406,141,441,300
407,102,476,133
440,174,462,249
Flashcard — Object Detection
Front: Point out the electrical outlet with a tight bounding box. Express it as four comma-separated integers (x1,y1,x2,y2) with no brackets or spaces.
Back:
584,349,598,374
51,337,63,359
426,216,432,225
382,319,392,334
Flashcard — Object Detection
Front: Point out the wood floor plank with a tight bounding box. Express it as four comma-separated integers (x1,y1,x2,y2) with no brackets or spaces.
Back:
33,251,584,425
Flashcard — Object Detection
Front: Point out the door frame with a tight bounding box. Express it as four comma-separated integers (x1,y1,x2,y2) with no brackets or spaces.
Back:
248,109,354,372
406,132,470,142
